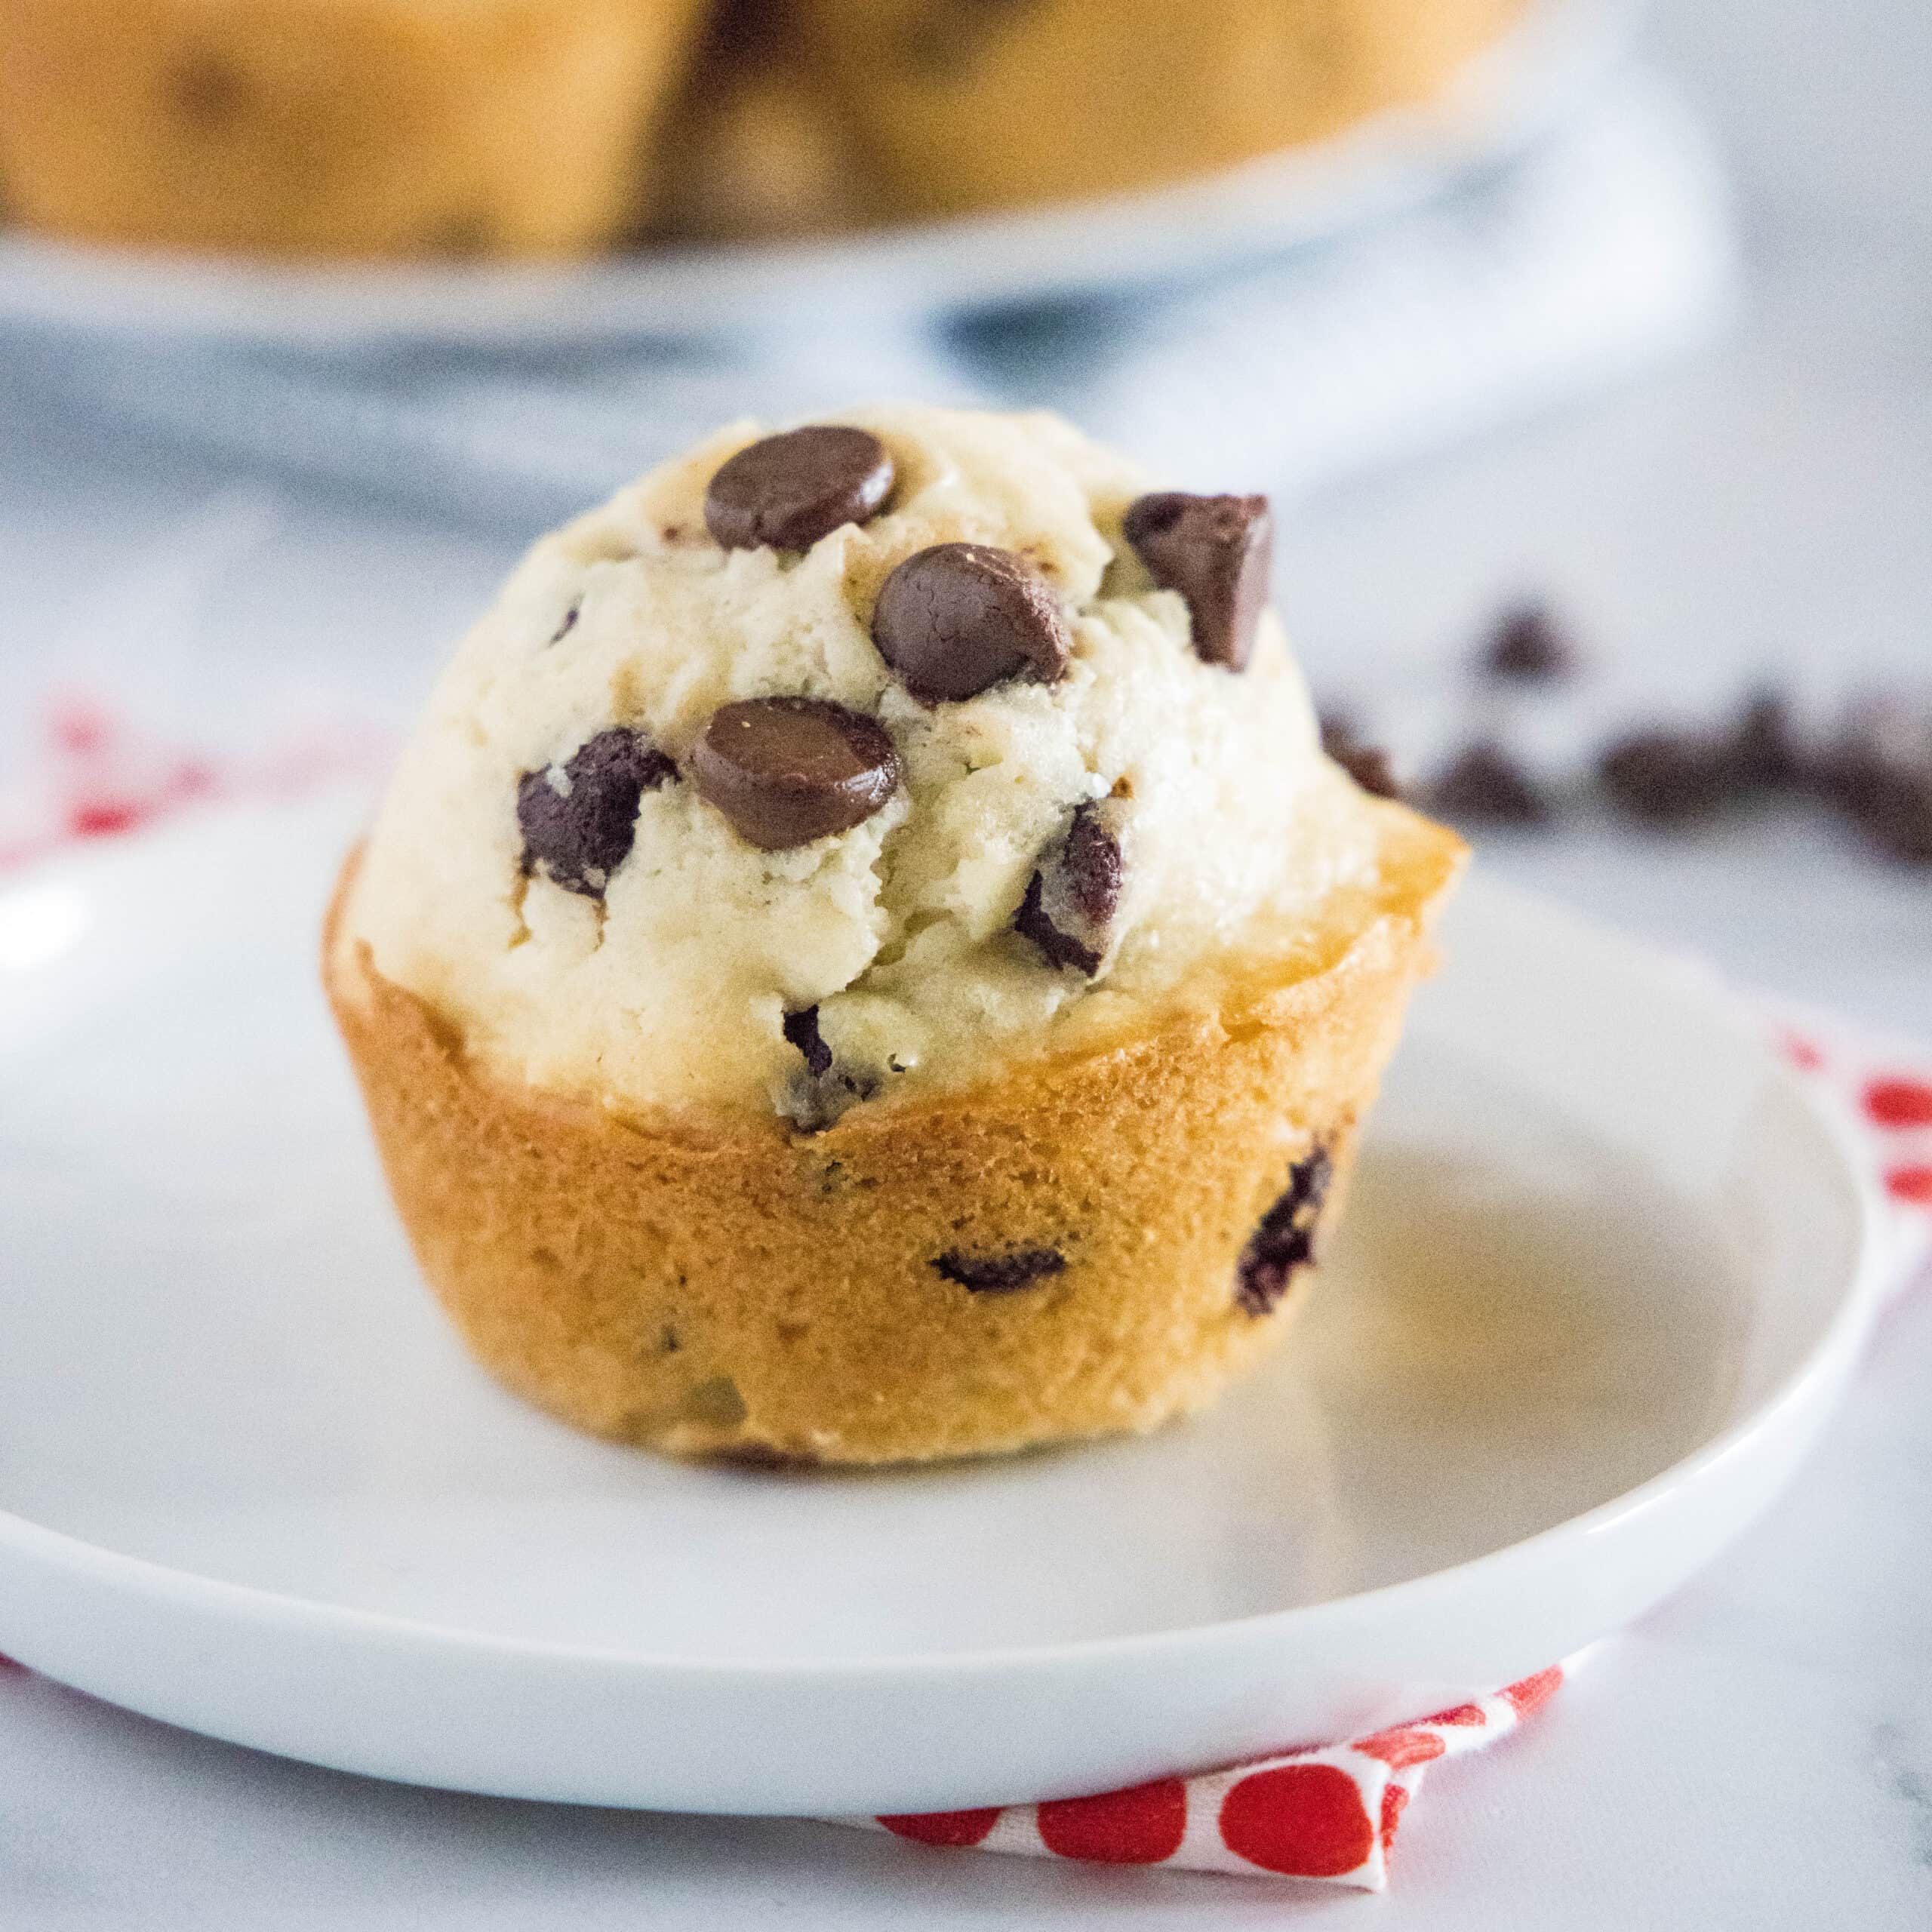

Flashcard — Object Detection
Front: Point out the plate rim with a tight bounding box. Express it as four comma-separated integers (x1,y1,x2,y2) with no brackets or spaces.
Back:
0,814,1885,1684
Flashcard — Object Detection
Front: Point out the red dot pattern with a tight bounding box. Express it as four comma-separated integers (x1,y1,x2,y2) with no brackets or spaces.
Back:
1887,1165,1932,1206
1218,1763,1376,1878
1379,1782,1410,1850
1354,1725,1447,1770
1502,1666,1564,1717
878,1807,1001,1848
1035,1779,1187,1865
1866,1078,1932,1129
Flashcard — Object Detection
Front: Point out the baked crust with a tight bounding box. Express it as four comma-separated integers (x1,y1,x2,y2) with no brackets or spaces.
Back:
325,805,1463,1464
0,0,706,260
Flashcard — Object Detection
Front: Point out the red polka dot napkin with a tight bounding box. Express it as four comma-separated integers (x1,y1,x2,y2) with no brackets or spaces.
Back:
3,695,1928,1892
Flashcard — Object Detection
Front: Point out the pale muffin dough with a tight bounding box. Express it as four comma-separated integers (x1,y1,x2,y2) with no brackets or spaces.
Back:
340,405,1390,1121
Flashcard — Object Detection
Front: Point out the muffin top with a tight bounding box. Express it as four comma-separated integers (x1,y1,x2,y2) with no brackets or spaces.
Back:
341,405,1395,1124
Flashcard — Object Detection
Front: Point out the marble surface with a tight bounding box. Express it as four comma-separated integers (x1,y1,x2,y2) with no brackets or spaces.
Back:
2,0,1930,1922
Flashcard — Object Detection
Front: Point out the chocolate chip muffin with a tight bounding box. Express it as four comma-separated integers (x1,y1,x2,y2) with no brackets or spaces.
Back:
0,0,706,259
325,405,1464,1463
788,0,1527,220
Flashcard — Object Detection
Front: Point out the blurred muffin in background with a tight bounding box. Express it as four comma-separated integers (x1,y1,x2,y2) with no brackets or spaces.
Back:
788,0,1527,218
655,0,872,243
0,0,708,259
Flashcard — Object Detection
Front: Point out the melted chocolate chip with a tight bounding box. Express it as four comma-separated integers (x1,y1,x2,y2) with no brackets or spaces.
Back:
781,1004,833,1078
517,728,675,897
871,543,1070,703
780,1005,879,1134
1599,728,1734,825
1014,797,1127,977
692,697,900,850
705,426,895,552
1432,740,1550,825
1235,1146,1333,1315
1122,491,1272,671
1482,603,1575,682
1320,715,1402,800
932,1246,1066,1293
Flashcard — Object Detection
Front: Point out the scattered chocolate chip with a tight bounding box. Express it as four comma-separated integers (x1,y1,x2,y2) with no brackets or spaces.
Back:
1431,740,1550,825
1122,491,1272,671
1320,715,1402,800
872,543,1070,703
1821,691,1932,863
704,426,895,552
517,728,675,897
548,601,580,646
1482,602,1575,682
1599,728,1737,826
932,1246,1067,1293
1235,1146,1333,1315
1014,797,1128,976
1728,689,1801,792
692,697,900,850
782,1004,833,1078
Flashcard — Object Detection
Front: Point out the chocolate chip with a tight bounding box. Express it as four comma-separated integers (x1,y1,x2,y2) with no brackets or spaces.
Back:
782,1004,833,1078
704,426,894,552
1122,492,1272,670
1014,797,1127,976
1821,691,1932,863
1431,741,1549,824
871,543,1070,703
1599,728,1735,825
1728,690,1801,792
1235,1146,1333,1315
692,697,900,850
779,1005,878,1133
932,1246,1066,1293
517,728,675,897
1320,715,1402,800
168,51,247,128
1481,602,1575,682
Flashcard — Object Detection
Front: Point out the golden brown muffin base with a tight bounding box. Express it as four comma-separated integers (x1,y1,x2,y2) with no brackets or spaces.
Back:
0,0,706,260
325,807,1463,1464
792,0,1529,219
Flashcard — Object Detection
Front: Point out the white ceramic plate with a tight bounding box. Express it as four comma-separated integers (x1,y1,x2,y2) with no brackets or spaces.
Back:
0,0,1629,346
0,792,1881,1816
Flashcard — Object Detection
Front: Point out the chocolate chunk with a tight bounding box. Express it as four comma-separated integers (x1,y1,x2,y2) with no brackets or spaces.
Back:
704,426,895,552
932,1246,1066,1293
1014,797,1128,976
1482,602,1575,682
1431,741,1549,825
1730,690,1800,791
1822,691,1932,863
1599,728,1735,825
871,543,1070,703
1122,491,1272,670
1235,1146,1333,1316
779,1005,879,1133
782,1004,833,1078
692,697,900,850
517,728,675,897
1320,715,1402,801
168,52,247,128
